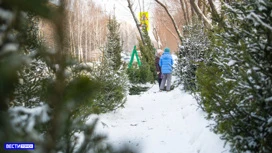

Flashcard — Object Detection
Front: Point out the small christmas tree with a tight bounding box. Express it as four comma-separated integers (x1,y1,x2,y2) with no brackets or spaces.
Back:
105,15,122,70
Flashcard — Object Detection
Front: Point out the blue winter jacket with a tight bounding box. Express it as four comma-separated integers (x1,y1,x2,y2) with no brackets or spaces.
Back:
159,52,173,74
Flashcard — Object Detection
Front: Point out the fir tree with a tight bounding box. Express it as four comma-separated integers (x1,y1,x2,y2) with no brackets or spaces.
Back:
138,27,156,83
94,15,129,113
13,12,54,108
105,15,122,70
196,0,272,152
174,19,209,92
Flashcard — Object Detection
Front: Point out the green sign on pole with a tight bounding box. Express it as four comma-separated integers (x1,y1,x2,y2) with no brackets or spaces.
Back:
128,46,141,68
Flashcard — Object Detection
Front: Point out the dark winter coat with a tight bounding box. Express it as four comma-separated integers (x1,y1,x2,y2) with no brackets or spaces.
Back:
155,56,162,79
159,52,173,74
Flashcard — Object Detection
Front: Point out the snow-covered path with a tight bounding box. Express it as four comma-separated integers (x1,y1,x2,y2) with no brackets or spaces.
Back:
89,84,230,153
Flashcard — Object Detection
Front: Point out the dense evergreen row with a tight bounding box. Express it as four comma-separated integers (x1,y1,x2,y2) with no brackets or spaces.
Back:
176,0,272,152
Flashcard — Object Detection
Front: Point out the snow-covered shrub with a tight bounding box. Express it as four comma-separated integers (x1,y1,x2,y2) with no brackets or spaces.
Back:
91,59,129,114
127,61,153,84
62,59,129,115
196,1,272,152
174,20,209,92
127,64,141,83
14,59,53,108
9,105,50,137
126,61,153,95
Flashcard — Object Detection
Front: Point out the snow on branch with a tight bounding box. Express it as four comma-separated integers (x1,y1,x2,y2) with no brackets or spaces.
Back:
9,105,51,134
247,12,272,31
155,0,183,43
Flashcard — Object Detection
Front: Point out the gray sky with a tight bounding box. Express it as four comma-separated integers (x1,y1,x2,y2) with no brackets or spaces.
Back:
95,0,156,41
96,0,155,24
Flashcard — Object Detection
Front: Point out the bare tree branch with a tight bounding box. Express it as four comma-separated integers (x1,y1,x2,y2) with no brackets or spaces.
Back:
179,0,189,25
161,21,179,41
184,0,191,24
208,0,220,20
152,25,162,48
155,0,183,43
127,0,145,44
190,0,212,29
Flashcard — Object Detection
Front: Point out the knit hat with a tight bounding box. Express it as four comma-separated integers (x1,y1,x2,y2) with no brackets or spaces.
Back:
164,47,170,52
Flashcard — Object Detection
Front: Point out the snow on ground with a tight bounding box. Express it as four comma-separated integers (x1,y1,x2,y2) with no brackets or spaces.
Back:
87,81,230,153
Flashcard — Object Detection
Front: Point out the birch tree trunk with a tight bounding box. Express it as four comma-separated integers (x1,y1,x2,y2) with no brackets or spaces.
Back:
85,21,88,62
61,0,108,62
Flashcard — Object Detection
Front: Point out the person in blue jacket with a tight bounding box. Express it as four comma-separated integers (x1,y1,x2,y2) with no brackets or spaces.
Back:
159,47,173,91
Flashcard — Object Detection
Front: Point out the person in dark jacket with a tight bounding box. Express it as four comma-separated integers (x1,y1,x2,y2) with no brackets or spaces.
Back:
159,47,174,91
155,49,163,88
